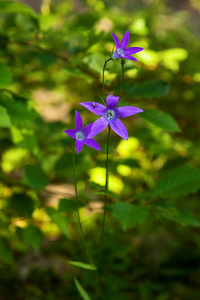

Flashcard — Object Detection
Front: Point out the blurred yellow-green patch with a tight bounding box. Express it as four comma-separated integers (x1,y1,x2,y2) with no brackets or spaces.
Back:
0,0,200,299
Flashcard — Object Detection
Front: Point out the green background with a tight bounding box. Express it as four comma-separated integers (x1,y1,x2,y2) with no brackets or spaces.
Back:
0,0,200,299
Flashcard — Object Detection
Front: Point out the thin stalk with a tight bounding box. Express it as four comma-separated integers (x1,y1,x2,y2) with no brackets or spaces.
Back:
102,58,112,96
119,58,125,99
95,125,111,299
72,145,93,264
99,125,111,248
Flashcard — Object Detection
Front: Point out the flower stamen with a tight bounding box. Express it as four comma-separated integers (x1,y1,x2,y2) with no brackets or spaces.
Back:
76,131,85,141
105,109,116,121
117,48,125,56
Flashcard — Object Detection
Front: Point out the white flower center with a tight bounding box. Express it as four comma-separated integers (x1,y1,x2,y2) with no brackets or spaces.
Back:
105,109,116,121
117,48,125,56
76,131,85,141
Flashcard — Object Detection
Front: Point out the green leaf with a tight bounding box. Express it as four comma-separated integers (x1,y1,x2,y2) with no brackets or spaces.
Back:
58,198,77,213
65,67,83,76
68,261,97,271
8,102,39,125
46,207,70,238
37,53,57,66
20,225,43,250
0,1,37,17
172,209,200,227
65,32,88,54
83,53,105,73
74,278,91,300
22,165,48,190
0,105,11,127
9,193,35,217
1,148,29,173
161,48,188,71
0,237,14,265
0,94,39,127
126,79,169,99
0,64,12,87
93,191,107,196
156,204,200,227
155,165,200,198
11,127,39,155
141,109,181,132
111,202,149,231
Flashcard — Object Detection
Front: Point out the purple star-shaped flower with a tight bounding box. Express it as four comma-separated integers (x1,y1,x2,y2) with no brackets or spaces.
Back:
64,111,101,153
79,95,143,140
111,30,143,61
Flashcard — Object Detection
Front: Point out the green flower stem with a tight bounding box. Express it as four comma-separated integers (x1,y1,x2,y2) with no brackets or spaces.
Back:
99,124,111,248
119,58,125,99
95,125,111,299
72,145,93,264
102,58,112,96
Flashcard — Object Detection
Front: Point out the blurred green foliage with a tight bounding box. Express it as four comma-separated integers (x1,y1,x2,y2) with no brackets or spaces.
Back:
0,0,200,299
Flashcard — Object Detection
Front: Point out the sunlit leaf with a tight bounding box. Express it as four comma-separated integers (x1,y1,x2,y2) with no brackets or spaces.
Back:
130,18,149,36
0,1,37,17
0,105,11,127
83,53,105,73
11,127,39,155
161,48,188,71
65,32,88,54
1,148,29,173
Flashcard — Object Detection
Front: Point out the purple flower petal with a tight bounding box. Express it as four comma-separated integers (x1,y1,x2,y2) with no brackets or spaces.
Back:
123,55,137,61
111,33,120,49
87,117,109,138
79,102,106,116
117,106,143,118
125,47,144,55
106,95,119,109
75,139,84,153
83,123,93,136
75,111,83,131
84,138,101,151
64,129,76,139
110,119,128,140
120,31,129,49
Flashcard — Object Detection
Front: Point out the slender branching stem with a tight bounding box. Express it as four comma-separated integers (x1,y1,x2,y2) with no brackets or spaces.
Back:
99,125,111,248
72,145,93,264
95,125,111,299
102,58,112,96
119,58,125,99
